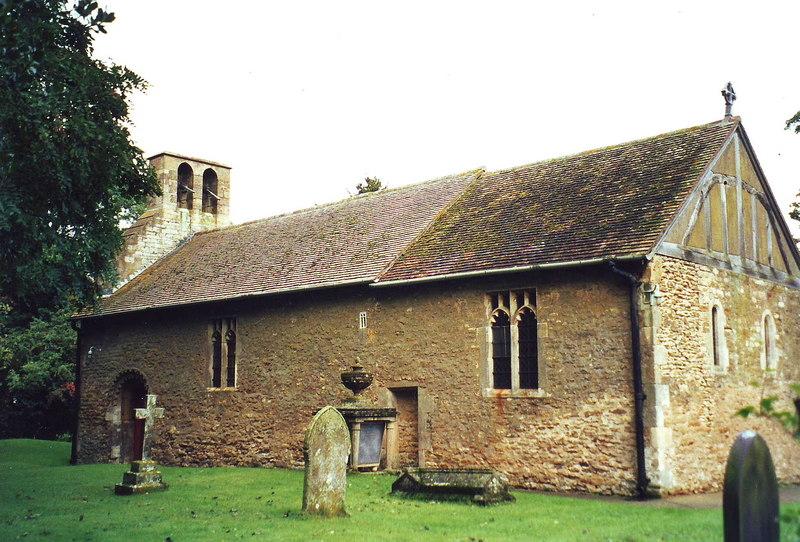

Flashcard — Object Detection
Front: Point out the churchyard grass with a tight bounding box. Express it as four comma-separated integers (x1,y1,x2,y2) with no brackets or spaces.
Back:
2,439,795,541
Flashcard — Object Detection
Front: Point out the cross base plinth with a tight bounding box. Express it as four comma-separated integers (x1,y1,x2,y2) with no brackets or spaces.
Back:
115,460,168,495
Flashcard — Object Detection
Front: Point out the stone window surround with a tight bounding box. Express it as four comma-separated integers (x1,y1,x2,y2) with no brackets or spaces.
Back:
208,317,237,391
708,302,730,374
761,310,778,371
482,289,548,399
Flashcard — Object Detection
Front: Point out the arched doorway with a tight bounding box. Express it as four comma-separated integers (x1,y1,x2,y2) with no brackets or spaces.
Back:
120,376,146,462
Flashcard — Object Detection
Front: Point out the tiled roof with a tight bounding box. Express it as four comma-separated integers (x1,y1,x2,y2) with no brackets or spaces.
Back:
377,119,737,283
91,170,481,316
88,119,737,317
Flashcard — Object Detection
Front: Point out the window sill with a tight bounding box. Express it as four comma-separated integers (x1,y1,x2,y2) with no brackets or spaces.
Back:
207,387,237,392
483,388,550,399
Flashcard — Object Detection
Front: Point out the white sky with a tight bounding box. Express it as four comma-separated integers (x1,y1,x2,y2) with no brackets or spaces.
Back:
93,1,800,235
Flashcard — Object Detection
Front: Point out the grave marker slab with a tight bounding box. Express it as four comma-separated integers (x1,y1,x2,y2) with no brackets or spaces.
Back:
723,430,779,542
302,406,351,517
392,468,515,505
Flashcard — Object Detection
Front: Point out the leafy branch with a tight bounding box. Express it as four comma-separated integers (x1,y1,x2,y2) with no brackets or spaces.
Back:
736,382,800,437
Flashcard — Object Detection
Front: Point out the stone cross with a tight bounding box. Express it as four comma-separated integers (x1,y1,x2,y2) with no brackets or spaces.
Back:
721,82,737,120
723,430,779,542
302,406,351,517
135,394,165,461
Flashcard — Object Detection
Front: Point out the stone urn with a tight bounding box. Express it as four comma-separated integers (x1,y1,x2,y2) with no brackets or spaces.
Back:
341,365,373,401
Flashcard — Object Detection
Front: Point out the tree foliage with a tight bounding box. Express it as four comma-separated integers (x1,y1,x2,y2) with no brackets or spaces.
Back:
0,306,76,439
785,112,800,223
0,0,159,317
356,176,385,194
0,0,158,438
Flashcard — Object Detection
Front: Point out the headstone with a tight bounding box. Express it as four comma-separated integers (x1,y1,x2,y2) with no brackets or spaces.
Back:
392,468,515,505
115,394,168,496
136,394,165,461
302,406,351,517
723,430,779,542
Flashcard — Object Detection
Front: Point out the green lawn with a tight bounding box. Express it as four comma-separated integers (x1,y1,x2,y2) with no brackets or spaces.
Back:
0,439,782,541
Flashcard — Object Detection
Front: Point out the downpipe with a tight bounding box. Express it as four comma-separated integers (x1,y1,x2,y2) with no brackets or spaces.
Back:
609,261,650,499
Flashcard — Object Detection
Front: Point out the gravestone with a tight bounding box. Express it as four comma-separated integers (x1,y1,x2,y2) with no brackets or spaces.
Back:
115,394,168,495
723,430,779,542
302,406,351,517
392,468,515,505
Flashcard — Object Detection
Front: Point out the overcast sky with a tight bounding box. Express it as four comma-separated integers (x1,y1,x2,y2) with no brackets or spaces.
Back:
93,1,800,235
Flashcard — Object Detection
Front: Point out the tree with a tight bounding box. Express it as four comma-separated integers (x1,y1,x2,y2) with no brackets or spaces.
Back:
785,112,800,223
0,0,158,439
0,306,76,439
0,0,159,317
355,176,385,194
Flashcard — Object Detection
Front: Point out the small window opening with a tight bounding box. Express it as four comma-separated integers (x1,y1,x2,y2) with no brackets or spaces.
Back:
359,311,368,329
211,325,222,388
764,314,777,370
177,163,194,210
517,307,538,389
210,318,237,388
225,325,237,387
491,311,512,390
712,306,721,367
202,169,220,214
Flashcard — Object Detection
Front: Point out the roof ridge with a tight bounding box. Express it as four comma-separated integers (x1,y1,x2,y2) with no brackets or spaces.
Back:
373,169,486,282
489,118,739,175
208,167,487,235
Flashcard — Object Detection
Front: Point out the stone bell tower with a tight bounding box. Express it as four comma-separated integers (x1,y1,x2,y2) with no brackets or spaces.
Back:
115,153,232,288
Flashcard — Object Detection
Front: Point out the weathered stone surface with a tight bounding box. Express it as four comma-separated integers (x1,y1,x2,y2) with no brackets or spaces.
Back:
114,460,168,495
392,468,515,505
723,431,779,542
75,260,800,496
135,394,165,461
646,256,800,494
116,154,231,287
302,406,350,517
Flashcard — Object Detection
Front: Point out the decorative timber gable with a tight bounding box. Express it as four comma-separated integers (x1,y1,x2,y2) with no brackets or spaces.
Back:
656,122,800,288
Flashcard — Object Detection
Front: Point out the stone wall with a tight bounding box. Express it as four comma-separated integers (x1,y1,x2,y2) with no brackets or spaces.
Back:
115,154,231,287
645,255,800,494
77,267,643,495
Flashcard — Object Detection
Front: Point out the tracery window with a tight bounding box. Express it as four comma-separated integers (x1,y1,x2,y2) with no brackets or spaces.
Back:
211,318,237,388
488,289,539,392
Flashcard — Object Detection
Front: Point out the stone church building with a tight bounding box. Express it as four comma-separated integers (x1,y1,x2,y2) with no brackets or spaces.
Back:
73,117,800,496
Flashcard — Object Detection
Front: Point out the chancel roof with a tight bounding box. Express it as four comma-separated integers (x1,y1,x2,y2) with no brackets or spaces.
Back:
88,119,739,317
377,119,738,283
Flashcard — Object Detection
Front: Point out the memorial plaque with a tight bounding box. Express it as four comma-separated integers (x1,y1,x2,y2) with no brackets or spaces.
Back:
358,422,385,466
723,430,779,542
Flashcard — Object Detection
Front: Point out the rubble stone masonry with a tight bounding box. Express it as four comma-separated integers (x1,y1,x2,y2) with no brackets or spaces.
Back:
646,255,800,494
77,267,642,495
76,259,800,496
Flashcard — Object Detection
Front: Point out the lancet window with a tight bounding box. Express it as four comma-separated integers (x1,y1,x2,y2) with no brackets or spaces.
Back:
210,318,237,388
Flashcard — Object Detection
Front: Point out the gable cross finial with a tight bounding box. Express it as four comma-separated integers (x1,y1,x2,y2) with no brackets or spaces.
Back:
721,82,736,121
